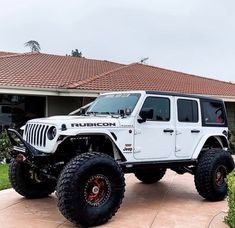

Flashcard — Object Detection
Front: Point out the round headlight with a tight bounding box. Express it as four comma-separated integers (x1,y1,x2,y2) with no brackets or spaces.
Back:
47,126,57,140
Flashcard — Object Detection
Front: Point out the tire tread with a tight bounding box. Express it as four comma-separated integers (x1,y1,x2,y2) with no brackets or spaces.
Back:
57,152,125,227
194,148,234,201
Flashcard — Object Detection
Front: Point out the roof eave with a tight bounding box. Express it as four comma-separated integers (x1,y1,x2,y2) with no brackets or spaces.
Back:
0,85,106,97
1,85,235,102
207,94,235,102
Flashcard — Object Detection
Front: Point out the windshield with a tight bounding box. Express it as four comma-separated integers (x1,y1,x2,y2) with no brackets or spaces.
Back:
86,93,141,115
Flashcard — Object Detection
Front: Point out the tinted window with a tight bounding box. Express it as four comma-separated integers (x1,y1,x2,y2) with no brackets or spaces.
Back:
140,97,170,121
201,100,225,124
178,99,198,122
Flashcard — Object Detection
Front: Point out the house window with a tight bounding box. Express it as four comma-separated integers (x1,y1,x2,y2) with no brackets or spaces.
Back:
177,99,198,122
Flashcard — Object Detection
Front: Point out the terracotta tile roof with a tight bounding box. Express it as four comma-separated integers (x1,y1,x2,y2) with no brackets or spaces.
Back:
75,63,235,96
0,51,18,57
0,52,235,97
0,52,123,88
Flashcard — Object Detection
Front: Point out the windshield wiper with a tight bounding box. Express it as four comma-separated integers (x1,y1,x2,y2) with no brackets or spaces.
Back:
100,112,121,118
86,111,99,116
86,111,120,118
100,112,113,115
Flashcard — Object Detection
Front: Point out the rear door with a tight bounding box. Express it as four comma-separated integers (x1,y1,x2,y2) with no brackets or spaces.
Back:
175,97,203,158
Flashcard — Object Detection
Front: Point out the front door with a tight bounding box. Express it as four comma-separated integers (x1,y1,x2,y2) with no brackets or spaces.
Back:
134,95,175,160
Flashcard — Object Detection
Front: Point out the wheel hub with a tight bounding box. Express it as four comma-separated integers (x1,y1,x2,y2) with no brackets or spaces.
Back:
84,174,111,207
92,186,99,194
215,165,227,187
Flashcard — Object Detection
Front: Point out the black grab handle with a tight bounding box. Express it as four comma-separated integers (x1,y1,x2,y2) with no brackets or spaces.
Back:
163,129,174,133
191,129,200,133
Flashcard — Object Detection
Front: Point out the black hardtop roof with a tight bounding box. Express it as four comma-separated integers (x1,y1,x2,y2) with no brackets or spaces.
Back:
145,90,223,102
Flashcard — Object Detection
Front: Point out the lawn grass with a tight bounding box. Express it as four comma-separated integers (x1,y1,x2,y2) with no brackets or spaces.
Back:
0,164,11,190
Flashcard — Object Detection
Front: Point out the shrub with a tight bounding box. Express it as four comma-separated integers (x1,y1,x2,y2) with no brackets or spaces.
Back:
229,126,235,154
225,170,235,228
0,129,11,162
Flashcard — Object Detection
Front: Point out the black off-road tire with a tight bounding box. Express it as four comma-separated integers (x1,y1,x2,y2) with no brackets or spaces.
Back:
9,160,56,199
135,168,166,184
56,152,125,227
195,149,234,201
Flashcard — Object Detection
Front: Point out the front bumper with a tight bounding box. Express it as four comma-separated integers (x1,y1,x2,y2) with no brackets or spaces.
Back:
7,128,49,160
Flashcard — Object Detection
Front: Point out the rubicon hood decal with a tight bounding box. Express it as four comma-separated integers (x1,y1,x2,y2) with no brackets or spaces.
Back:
71,122,116,127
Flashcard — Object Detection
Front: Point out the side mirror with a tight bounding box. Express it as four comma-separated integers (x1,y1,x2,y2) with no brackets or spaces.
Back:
138,109,153,123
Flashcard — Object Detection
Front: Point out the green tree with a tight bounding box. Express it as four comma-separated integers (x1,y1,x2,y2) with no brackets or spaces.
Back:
71,49,82,57
24,40,41,52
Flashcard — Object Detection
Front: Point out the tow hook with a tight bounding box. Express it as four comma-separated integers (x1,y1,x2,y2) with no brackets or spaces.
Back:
15,154,26,162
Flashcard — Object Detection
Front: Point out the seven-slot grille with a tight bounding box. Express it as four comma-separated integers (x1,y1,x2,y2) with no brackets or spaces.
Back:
25,123,50,147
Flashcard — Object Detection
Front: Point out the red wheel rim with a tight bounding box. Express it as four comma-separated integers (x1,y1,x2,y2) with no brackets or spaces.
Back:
84,174,111,206
215,165,227,187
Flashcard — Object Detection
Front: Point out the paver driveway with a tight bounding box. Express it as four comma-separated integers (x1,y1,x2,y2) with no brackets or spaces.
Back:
0,170,228,228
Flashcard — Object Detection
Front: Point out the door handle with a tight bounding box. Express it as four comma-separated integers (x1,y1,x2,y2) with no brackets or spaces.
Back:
163,129,174,133
191,129,200,133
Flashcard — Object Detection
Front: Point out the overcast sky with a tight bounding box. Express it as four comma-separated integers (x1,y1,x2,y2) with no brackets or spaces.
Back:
0,0,235,82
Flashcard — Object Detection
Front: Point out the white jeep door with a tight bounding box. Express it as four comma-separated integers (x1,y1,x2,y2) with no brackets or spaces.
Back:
134,95,175,160
175,97,203,158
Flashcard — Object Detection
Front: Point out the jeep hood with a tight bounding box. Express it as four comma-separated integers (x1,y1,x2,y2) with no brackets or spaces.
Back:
26,115,122,129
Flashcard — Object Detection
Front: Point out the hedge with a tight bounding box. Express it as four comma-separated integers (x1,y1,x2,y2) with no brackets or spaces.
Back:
225,170,235,228
229,127,235,154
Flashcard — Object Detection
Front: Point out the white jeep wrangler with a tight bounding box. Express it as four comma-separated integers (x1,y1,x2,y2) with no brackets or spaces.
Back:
7,90,234,227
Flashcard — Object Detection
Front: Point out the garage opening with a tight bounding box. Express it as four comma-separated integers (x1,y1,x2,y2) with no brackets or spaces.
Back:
0,95,45,131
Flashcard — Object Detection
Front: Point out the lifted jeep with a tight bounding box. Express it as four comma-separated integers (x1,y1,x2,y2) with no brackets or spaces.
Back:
7,90,234,227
